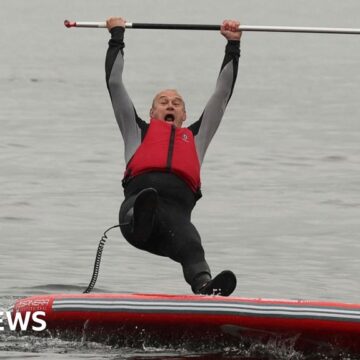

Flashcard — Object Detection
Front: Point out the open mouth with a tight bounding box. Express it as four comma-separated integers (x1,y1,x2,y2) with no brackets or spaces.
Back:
164,114,175,122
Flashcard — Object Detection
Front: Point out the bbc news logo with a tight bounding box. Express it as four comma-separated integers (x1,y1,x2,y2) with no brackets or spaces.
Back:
0,311,46,331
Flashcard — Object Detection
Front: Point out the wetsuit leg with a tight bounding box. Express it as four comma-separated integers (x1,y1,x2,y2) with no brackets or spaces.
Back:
134,197,236,296
150,203,212,290
119,188,158,250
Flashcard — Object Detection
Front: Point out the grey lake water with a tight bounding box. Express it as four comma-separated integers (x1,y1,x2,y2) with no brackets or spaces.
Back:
1,0,360,359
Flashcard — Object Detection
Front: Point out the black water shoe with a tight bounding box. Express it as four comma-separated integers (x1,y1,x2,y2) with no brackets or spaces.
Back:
195,270,237,297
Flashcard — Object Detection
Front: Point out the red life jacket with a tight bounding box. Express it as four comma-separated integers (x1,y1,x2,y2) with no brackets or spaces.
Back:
124,119,201,193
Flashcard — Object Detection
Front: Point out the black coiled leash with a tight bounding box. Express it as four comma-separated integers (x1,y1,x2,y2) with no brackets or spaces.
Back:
83,224,120,293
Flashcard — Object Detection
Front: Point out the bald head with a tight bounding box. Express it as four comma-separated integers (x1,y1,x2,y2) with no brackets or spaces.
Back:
150,89,187,128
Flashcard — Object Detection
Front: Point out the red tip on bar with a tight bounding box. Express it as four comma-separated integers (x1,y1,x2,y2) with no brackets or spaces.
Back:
64,20,76,28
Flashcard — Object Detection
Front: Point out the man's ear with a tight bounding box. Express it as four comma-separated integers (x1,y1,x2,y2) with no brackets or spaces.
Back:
149,107,154,118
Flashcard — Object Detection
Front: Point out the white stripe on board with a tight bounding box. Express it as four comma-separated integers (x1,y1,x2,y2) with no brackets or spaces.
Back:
51,299,360,320
52,299,360,316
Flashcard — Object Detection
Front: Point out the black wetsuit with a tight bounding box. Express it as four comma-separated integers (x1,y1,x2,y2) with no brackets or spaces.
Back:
105,27,240,292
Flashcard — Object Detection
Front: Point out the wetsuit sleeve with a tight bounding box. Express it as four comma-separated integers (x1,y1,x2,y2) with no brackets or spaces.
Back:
105,27,148,163
188,40,240,164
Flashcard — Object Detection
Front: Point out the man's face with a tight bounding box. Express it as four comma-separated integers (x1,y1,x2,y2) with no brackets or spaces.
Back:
150,89,187,128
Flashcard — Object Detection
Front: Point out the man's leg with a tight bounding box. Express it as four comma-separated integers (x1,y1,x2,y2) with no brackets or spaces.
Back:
119,188,158,250
162,215,236,296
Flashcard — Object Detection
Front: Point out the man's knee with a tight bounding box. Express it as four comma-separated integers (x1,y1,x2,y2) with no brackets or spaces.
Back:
119,188,158,248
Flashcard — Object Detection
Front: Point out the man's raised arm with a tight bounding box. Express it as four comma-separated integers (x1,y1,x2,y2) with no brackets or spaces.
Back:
189,20,241,164
105,17,146,164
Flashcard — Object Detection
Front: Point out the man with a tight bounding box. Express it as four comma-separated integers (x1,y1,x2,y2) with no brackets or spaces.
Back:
105,17,241,296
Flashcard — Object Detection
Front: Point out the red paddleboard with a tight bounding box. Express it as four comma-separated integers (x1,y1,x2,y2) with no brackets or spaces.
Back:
12,293,360,354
